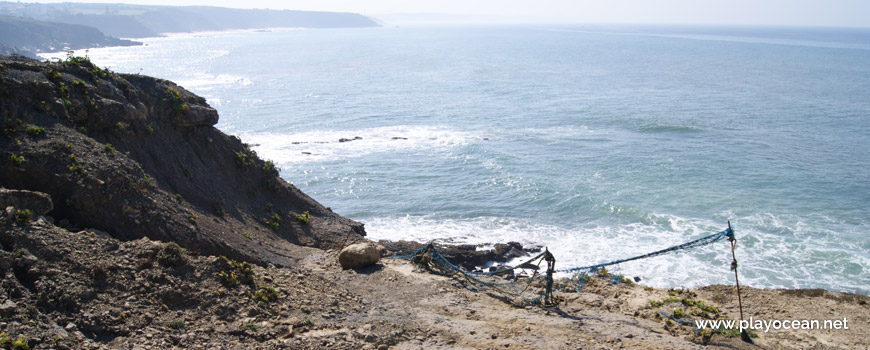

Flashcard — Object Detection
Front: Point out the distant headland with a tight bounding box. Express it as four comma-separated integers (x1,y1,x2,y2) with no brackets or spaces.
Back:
0,2,379,57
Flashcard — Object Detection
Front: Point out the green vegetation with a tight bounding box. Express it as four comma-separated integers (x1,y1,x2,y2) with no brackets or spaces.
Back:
115,121,126,132
218,256,255,287
12,209,32,224
163,87,189,119
103,143,116,156
188,214,198,225
264,213,281,231
45,69,61,81
252,287,279,302
296,211,311,225
25,125,45,137
0,332,29,350
67,153,87,175
262,160,277,175
234,151,254,167
215,199,226,217
9,154,24,166
145,124,154,135
169,319,185,330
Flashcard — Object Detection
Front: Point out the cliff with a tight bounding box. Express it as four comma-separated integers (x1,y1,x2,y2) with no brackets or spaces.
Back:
0,3,380,39
0,15,139,57
0,55,366,266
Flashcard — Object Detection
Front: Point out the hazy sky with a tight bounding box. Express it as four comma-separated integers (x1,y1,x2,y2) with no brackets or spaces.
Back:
23,0,870,27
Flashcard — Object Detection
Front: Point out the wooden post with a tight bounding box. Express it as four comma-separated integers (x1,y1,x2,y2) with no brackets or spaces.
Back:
728,221,753,343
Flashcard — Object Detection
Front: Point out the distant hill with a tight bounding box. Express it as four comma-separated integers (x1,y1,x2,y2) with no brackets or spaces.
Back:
0,15,139,56
0,2,380,38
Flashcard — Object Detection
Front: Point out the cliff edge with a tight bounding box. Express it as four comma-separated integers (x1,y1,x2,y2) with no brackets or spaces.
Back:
0,55,366,266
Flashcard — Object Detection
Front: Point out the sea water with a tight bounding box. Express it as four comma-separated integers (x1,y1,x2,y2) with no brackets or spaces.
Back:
54,25,870,293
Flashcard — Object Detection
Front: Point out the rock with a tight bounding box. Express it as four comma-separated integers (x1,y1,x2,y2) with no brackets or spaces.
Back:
339,136,363,143
0,300,17,315
338,243,380,269
0,188,53,218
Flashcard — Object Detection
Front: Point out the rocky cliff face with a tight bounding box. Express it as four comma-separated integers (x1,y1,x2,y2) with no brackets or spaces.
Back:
0,55,366,266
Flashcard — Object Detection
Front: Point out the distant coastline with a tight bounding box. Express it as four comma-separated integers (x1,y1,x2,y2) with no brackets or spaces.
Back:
0,2,379,58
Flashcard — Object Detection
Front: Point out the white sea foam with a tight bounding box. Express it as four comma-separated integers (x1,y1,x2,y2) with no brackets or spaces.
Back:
240,125,476,164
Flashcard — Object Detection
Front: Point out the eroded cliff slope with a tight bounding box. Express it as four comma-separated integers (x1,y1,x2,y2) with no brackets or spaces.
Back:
0,55,366,266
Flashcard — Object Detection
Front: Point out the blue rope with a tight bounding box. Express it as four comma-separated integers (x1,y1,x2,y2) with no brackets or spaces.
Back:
558,228,733,274
389,226,735,304
660,311,694,326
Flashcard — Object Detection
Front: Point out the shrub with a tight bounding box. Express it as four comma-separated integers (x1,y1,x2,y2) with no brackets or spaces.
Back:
264,213,281,231
296,211,310,225
157,242,185,266
218,256,254,287
103,143,116,156
12,209,32,223
9,154,24,166
169,319,185,330
252,287,279,302
0,332,30,350
262,160,277,175
164,87,189,118
25,125,45,137
234,151,254,167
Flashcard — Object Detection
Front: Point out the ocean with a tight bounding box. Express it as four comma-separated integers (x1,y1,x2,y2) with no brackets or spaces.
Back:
49,24,870,293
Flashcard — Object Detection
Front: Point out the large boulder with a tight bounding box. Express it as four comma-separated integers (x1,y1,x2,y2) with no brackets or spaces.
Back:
339,243,380,269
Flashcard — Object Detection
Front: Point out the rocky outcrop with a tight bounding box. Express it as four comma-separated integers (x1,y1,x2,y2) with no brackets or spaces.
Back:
0,55,365,266
0,15,139,56
379,240,539,272
0,188,53,219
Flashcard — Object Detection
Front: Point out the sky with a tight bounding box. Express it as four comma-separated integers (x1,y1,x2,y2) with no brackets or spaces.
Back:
19,0,870,27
